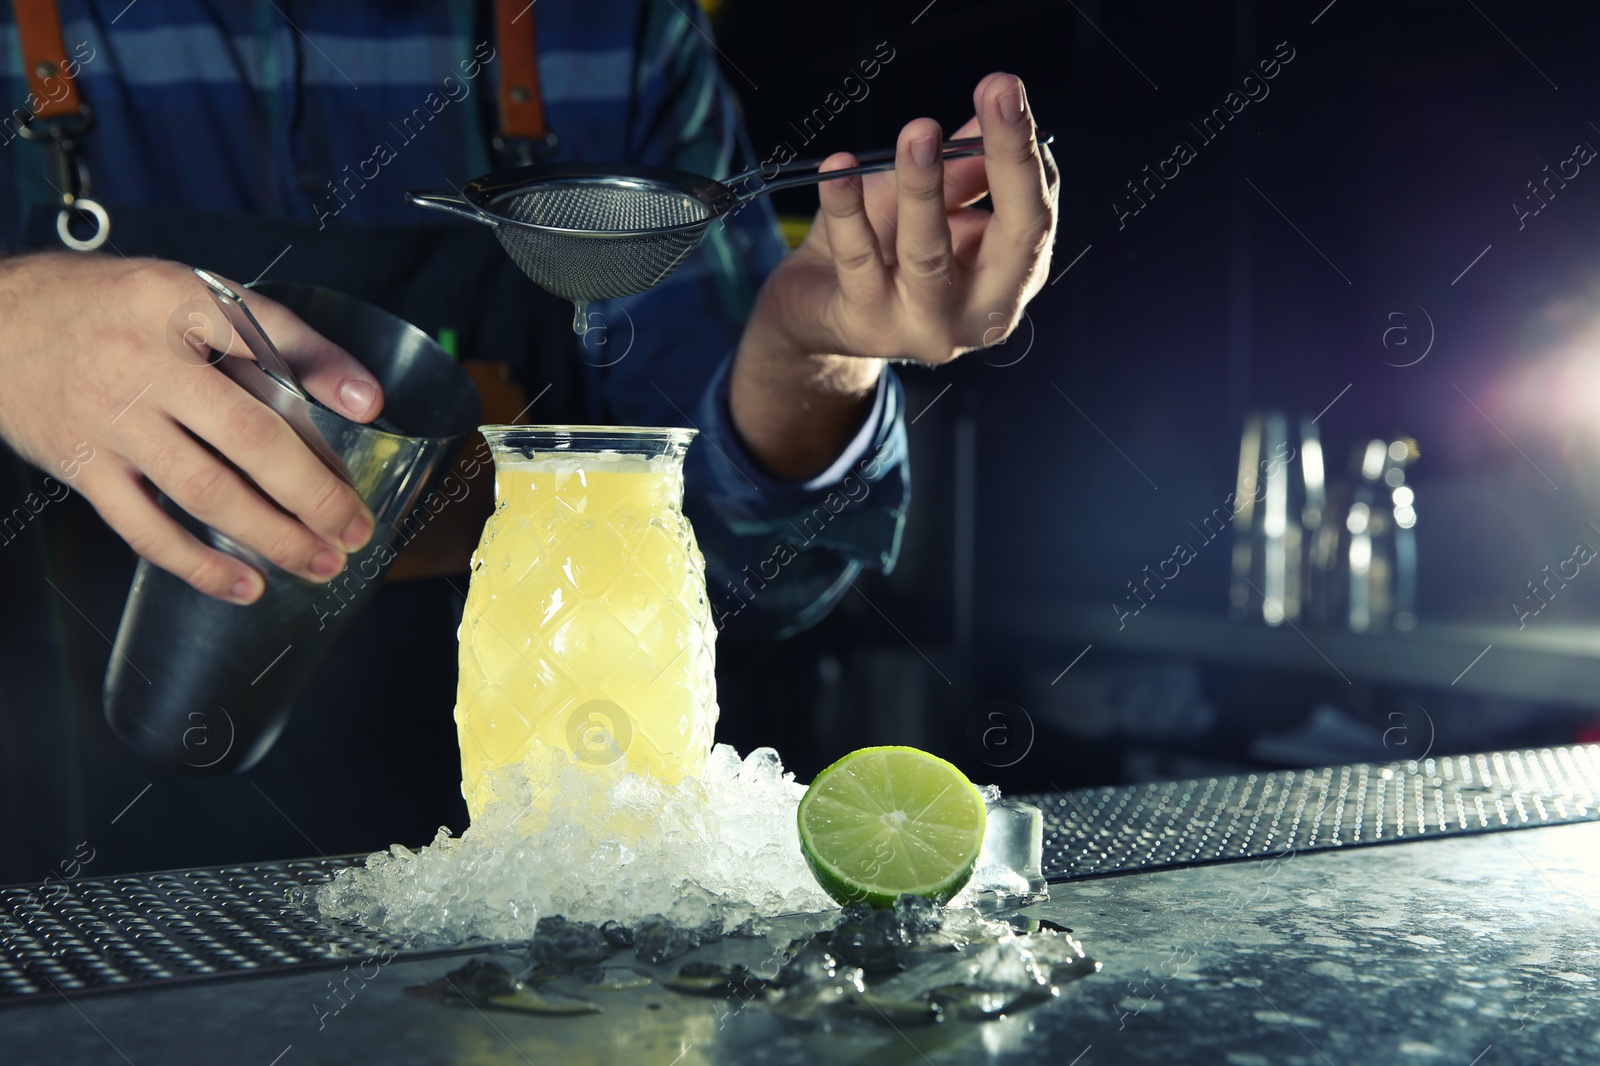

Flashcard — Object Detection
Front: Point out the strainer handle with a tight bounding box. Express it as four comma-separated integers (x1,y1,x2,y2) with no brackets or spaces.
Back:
405,189,500,228
726,132,1052,203
757,135,986,182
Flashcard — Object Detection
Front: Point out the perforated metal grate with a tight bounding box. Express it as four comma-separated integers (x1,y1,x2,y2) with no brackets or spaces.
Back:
2,746,1597,1005
0,859,400,1003
1036,746,1600,880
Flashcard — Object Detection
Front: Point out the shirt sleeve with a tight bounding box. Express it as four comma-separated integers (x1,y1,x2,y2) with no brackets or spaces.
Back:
687,353,909,639
592,0,910,638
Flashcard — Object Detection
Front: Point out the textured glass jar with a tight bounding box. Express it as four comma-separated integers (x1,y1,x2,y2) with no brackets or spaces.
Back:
454,426,717,818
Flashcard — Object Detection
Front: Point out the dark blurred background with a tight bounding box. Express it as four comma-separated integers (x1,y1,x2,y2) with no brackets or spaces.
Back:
9,0,1600,883
708,0,1600,793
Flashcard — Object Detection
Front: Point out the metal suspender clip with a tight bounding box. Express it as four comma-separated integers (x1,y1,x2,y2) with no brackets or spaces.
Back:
19,103,110,252
12,0,110,251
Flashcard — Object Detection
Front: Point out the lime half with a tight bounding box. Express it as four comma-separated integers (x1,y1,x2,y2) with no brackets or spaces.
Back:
797,746,987,909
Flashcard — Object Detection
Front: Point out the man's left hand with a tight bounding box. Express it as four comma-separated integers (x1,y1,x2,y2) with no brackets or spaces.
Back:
730,72,1059,480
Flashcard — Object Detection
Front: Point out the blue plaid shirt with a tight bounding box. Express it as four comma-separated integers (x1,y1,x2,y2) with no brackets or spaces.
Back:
0,0,908,636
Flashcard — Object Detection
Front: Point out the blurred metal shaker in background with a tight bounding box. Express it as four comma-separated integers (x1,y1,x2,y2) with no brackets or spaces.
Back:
1229,412,1327,626
1311,438,1419,633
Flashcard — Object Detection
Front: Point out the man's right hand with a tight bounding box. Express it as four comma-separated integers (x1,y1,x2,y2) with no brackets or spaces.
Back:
0,253,384,604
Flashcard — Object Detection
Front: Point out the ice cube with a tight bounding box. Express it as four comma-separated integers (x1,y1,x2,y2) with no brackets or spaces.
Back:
775,936,847,986
743,747,784,785
826,907,909,974
892,894,943,935
525,916,614,971
632,916,706,964
599,919,634,949
960,799,1047,906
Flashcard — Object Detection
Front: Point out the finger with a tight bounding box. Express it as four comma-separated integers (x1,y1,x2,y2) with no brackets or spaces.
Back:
855,165,901,252
947,209,991,252
183,272,385,423
248,293,386,422
944,163,991,210
78,460,266,605
893,117,955,291
944,115,991,208
817,152,890,307
973,73,1055,269
171,369,375,552
123,414,350,583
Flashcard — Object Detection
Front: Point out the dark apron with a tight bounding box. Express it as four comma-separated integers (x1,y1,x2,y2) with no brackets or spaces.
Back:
0,203,583,884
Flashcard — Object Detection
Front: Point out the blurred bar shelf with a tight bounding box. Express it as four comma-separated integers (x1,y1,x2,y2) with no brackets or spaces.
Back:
1008,598,1600,707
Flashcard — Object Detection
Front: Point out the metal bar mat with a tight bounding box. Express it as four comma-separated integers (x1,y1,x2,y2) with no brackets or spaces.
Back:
0,861,427,1005
1036,745,1600,880
2,744,1597,1005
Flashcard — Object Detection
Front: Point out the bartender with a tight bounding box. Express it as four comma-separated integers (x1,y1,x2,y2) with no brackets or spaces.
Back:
0,1,1057,883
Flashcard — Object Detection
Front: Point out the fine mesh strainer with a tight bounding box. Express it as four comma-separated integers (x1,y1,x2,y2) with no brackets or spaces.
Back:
407,134,1032,333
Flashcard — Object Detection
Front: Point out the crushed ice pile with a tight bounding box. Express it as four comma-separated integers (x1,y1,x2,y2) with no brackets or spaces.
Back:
316,744,835,945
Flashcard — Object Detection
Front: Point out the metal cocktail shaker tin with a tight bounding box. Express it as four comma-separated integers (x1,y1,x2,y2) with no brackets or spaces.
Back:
103,282,481,773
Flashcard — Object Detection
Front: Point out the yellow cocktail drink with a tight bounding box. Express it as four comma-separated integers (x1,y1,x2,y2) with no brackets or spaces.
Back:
454,427,716,818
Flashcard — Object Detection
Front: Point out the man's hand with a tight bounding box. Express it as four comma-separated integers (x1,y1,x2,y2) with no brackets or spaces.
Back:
730,72,1059,480
0,253,383,603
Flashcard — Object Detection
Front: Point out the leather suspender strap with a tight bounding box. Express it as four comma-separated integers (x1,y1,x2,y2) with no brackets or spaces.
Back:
493,0,548,145
16,1,546,146
10,0,106,250
11,0,85,121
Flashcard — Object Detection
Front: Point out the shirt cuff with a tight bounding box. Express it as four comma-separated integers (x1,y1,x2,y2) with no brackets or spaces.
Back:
697,352,898,503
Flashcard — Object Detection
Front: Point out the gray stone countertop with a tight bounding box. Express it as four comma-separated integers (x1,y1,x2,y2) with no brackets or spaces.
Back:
5,821,1598,1065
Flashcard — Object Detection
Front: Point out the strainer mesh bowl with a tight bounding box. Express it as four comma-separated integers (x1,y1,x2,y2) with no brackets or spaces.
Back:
491,182,715,302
